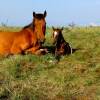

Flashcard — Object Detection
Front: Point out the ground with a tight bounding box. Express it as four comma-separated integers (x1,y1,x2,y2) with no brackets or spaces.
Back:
0,26,100,100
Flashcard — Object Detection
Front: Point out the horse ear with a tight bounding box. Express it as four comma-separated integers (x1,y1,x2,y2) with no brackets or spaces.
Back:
33,12,36,17
44,10,47,17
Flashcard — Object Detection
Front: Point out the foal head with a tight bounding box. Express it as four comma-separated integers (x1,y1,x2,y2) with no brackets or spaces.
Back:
52,27,64,45
33,11,47,44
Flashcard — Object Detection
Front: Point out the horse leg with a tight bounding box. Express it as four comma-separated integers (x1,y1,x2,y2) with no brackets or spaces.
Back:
11,46,22,54
35,48,48,55
25,45,48,55
25,45,40,54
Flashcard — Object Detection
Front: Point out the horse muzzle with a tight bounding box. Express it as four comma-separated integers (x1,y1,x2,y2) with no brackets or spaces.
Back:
39,38,45,44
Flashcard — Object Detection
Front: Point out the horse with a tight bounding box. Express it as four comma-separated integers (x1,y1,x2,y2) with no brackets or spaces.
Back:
0,11,47,56
52,27,72,59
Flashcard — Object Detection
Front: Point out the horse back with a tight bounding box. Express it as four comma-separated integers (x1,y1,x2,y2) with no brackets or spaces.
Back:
0,31,18,54
0,29,37,55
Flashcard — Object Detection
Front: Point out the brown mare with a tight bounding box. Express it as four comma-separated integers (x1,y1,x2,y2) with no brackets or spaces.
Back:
52,27,72,59
0,11,47,56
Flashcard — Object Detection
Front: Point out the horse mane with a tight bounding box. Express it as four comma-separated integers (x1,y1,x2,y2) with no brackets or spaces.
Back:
22,13,45,31
23,22,34,31
35,14,44,19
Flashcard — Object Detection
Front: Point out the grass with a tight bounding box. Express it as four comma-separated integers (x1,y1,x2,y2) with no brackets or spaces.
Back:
0,26,100,100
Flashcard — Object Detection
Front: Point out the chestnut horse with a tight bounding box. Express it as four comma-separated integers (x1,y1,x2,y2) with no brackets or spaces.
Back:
0,11,47,56
52,27,72,58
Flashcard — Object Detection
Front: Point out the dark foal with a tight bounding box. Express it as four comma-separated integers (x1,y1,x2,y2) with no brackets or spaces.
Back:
52,27,72,58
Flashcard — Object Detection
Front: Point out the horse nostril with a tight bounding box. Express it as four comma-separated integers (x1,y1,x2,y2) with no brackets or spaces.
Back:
42,39,45,43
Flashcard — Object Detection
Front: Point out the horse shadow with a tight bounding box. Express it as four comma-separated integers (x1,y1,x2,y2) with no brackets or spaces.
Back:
43,45,79,61
43,45,55,54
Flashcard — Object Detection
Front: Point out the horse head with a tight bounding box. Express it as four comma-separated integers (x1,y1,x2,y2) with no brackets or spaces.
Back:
33,11,47,44
52,27,63,45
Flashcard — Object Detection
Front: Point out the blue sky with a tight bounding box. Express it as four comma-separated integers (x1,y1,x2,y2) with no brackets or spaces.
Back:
0,0,100,26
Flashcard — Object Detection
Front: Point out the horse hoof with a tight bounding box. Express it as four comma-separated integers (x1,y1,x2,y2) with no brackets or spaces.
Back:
24,51,30,55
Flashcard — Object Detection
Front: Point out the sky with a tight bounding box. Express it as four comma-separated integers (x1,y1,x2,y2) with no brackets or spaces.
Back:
0,0,100,26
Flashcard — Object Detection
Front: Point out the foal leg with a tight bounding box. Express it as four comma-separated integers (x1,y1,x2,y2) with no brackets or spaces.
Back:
55,48,61,61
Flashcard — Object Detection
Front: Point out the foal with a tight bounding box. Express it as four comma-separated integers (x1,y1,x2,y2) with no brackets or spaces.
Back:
52,27,72,58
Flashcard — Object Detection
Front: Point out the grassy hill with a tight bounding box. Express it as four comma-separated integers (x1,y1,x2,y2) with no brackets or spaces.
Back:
0,26,100,100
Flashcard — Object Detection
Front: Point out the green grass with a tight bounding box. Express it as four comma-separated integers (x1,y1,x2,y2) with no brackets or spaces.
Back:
0,26,100,100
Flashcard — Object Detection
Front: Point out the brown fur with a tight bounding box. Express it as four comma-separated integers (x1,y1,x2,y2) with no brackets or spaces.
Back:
52,27,72,57
0,11,47,56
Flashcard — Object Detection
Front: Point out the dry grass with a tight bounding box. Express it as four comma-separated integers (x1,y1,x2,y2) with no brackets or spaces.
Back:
0,26,100,100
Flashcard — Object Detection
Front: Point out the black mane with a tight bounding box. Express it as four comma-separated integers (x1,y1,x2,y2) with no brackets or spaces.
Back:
23,22,34,30
23,23,32,29
35,14,44,19
56,32,65,47
23,14,44,30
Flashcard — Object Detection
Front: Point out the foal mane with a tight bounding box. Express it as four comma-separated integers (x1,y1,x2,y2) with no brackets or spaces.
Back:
57,31,65,44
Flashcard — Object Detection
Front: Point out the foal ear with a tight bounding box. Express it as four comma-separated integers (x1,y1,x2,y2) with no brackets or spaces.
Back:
44,10,47,17
33,12,36,17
